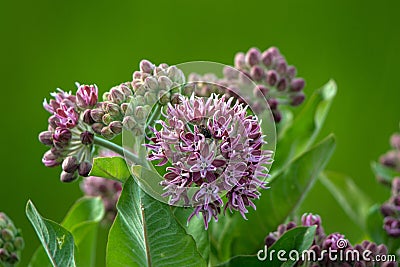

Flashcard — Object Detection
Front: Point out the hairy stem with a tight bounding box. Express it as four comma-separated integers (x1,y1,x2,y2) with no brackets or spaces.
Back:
93,136,145,166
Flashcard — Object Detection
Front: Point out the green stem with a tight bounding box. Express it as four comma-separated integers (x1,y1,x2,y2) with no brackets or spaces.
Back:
93,136,145,166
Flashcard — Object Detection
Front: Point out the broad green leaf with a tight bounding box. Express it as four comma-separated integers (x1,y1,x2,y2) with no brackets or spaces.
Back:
172,207,210,262
213,135,336,262
28,197,105,267
217,226,316,267
26,200,76,267
273,80,337,173
89,157,130,182
320,171,372,229
371,161,400,185
106,177,207,267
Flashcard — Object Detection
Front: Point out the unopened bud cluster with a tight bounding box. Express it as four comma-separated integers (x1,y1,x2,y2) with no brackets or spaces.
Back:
40,85,96,182
380,177,400,238
265,213,397,266
189,47,306,122
84,82,132,140
0,213,24,266
126,60,185,136
84,60,186,137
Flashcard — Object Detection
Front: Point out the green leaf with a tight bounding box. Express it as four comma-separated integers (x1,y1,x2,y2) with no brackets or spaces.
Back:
371,161,400,185
106,177,207,267
213,135,336,262
28,197,105,267
319,171,372,229
217,226,316,267
26,200,76,267
89,156,131,182
273,80,337,173
172,207,210,262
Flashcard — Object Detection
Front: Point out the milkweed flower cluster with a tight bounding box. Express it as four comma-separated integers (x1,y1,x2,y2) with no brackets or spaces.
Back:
39,84,98,182
146,93,273,228
380,178,400,238
265,213,397,267
0,212,24,266
81,149,122,223
189,47,306,122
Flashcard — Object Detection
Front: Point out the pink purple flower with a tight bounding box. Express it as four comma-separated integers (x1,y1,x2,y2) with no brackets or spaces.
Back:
146,94,273,228
76,84,98,109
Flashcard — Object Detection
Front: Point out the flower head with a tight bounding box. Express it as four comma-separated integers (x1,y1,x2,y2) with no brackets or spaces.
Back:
189,47,306,122
39,84,97,182
146,94,273,228
0,212,24,265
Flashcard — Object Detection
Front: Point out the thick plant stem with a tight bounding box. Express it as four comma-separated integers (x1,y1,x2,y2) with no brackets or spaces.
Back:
93,136,145,166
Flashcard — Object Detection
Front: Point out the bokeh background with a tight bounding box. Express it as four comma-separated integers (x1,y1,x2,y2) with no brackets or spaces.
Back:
1,0,399,265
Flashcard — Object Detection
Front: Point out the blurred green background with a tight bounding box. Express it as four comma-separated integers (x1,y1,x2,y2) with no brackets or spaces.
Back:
1,0,400,265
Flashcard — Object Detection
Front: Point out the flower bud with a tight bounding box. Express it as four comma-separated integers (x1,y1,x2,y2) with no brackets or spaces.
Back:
167,66,185,83
272,110,282,123
250,66,264,81
291,93,305,106
123,116,137,130
144,76,158,91
276,58,287,74
392,178,400,196
53,128,72,143
90,108,104,122
134,106,148,122
140,60,154,74
154,66,167,77
120,103,129,115
245,48,261,66
109,88,125,104
266,70,278,86
76,84,98,109
102,92,110,101
267,46,280,57
82,109,94,125
381,203,396,217
42,150,60,167
290,78,305,92
383,217,400,237
105,103,121,117
144,92,157,105
390,134,400,150
92,123,103,134
119,83,133,97
133,71,142,80
80,131,94,145
101,126,115,140
286,65,297,79
78,161,92,177
102,114,113,125
158,76,173,91
277,78,287,91
62,156,79,173
109,121,123,134
234,52,246,69
13,237,24,250
261,51,273,67
60,170,78,183
1,229,14,242
38,131,53,146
